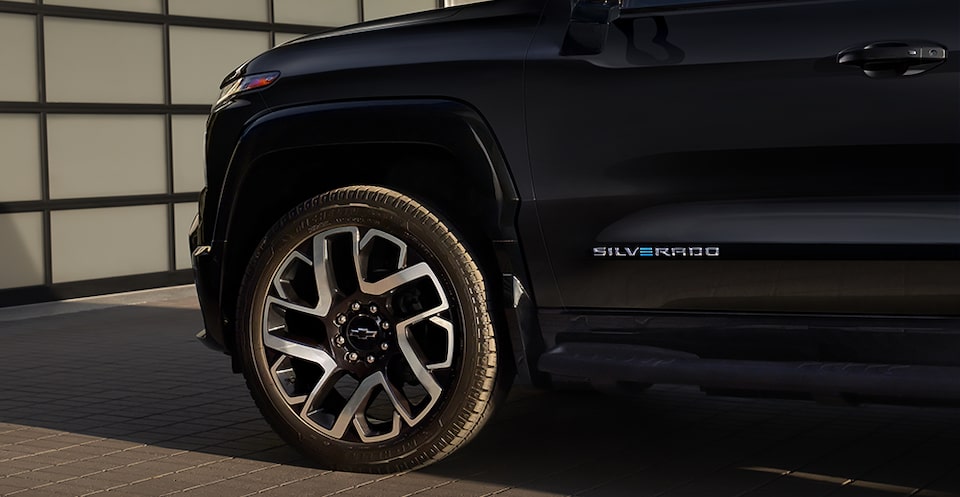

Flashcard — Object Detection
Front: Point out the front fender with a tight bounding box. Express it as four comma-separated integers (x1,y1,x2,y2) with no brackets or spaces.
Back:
213,99,517,244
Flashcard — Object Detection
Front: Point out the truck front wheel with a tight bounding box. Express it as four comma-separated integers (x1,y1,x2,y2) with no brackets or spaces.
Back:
236,186,505,473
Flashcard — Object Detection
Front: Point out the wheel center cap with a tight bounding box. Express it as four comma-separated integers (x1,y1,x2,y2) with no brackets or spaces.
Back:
345,315,381,351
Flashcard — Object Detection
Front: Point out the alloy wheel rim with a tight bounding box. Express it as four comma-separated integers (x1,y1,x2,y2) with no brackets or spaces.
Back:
258,226,459,443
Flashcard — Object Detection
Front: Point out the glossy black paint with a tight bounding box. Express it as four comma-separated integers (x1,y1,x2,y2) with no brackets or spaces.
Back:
526,0,960,314
192,0,960,396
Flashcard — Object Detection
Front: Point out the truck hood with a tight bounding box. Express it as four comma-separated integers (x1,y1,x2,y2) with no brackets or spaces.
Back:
283,7,464,46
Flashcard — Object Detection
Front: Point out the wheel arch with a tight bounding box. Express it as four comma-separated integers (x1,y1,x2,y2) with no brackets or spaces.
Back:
211,98,543,383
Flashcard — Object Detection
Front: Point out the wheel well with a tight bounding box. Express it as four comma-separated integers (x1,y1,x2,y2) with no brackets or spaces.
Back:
219,142,510,360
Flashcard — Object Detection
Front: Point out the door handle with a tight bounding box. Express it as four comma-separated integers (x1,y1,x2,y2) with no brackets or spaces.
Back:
838,41,947,78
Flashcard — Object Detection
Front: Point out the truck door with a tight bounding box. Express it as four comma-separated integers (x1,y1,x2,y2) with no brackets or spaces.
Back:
524,0,960,315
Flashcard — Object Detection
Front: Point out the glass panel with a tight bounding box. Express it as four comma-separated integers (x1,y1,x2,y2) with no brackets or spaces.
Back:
172,115,207,193
174,203,198,270
44,17,164,103
51,206,168,283
169,26,270,105
273,0,358,27
169,0,268,22
0,213,44,290
275,32,308,46
363,0,436,21
44,0,162,13
0,14,38,102
0,114,42,202
622,0,729,8
48,115,167,199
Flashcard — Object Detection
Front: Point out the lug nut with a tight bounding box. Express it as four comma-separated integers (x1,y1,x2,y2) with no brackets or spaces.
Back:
366,355,376,364
380,342,389,351
368,304,378,314
351,301,361,311
336,314,347,325
381,321,390,330
335,335,345,347
347,352,359,362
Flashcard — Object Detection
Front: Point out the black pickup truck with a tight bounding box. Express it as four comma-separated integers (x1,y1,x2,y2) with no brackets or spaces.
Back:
189,0,960,473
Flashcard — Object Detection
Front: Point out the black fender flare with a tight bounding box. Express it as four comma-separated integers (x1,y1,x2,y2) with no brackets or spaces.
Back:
213,98,516,243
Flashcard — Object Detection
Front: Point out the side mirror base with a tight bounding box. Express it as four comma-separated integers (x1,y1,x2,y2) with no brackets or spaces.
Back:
562,0,621,55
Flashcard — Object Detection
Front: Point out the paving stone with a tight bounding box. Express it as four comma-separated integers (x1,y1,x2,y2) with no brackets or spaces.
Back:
220,466,310,489
0,476,48,493
1,489,70,497
119,474,220,495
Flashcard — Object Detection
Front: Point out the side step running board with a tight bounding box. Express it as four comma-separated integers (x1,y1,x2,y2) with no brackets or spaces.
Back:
538,343,960,400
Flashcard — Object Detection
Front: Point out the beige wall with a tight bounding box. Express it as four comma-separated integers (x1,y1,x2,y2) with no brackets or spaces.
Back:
0,0,493,300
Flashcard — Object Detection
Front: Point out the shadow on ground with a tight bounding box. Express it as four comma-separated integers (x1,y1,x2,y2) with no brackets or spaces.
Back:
1,298,958,496
0,300,306,465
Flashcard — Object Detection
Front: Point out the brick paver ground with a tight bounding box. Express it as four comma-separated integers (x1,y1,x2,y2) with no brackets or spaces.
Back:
1,292,959,496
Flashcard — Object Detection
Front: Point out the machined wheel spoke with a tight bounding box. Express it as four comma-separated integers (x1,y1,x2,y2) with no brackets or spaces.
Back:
300,366,347,420
359,229,408,276
263,297,339,370
270,252,325,317
264,292,322,319
270,355,308,405
425,316,455,370
311,227,364,317
362,262,439,296
393,302,450,426
310,227,415,304
322,372,394,440
354,411,401,443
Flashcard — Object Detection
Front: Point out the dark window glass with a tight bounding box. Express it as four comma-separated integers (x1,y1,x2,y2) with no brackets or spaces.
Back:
622,0,729,8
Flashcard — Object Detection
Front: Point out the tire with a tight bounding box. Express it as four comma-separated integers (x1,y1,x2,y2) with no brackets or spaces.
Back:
236,186,505,473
